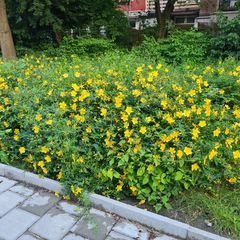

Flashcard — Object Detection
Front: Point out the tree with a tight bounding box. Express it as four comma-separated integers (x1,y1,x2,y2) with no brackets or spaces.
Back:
0,0,16,60
6,0,128,47
154,0,177,38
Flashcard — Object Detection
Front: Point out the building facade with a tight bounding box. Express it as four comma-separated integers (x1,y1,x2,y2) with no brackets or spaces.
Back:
118,0,239,30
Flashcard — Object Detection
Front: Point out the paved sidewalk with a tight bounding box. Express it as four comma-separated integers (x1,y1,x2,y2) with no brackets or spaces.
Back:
0,176,179,240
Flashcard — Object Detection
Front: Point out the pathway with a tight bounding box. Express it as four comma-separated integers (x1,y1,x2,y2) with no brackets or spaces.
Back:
0,176,178,240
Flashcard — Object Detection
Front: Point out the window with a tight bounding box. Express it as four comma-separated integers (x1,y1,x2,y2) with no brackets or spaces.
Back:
175,17,185,24
187,17,195,23
175,16,196,24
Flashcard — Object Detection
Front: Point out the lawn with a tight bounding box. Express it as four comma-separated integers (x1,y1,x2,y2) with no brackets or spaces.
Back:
0,52,239,238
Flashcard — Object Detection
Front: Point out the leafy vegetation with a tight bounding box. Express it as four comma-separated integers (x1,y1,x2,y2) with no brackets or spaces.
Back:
210,14,240,59
133,29,210,64
0,53,239,216
169,186,240,239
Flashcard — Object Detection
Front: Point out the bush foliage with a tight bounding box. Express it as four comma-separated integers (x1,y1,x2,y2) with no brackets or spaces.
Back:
133,29,210,64
210,14,240,59
0,54,239,211
43,37,116,57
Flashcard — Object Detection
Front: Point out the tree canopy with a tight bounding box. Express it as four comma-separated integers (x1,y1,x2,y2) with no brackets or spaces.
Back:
6,0,128,46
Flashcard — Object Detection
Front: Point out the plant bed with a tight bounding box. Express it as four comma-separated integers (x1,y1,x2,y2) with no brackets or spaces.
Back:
0,53,239,238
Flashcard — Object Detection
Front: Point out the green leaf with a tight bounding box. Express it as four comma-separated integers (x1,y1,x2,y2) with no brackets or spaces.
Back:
113,171,120,179
175,171,183,181
154,203,163,213
142,174,149,184
137,167,145,176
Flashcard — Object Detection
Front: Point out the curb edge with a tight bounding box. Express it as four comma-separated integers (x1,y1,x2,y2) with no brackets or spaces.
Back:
0,163,230,240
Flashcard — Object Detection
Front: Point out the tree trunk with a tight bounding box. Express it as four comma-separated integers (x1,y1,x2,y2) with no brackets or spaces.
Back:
155,0,176,39
54,31,63,45
0,0,16,60
159,12,167,38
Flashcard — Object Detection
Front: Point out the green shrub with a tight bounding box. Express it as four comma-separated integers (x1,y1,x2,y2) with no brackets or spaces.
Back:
43,37,115,57
133,29,211,64
0,55,239,212
210,14,240,59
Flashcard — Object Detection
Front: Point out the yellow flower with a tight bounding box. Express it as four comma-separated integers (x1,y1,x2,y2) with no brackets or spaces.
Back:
116,180,124,192
147,165,154,171
132,89,142,97
38,161,45,168
74,72,81,77
57,171,63,180
192,128,200,140
40,146,50,153
228,177,237,184
114,95,123,108
32,126,40,134
79,90,90,102
100,108,107,117
86,127,92,133
139,126,147,134
233,150,240,159
71,185,83,196
63,73,68,78
184,147,192,155
198,121,206,128
121,113,128,122
213,128,221,137
124,129,133,138
130,186,137,195
139,199,146,205
145,117,152,123
191,163,200,171
225,138,234,148
19,147,26,154
225,128,230,135
3,121,9,128
72,83,80,91
71,90,77,97
63,195,70,200
177,150,183,158
132,117,138,125
57,150,63,157
35,113,42,121
125,106,133,115
209,149,218,160
46,119,53,125
54,191,60,198
169,147,176,155
45,155,51,163
59,102,67,111
14,135,19,141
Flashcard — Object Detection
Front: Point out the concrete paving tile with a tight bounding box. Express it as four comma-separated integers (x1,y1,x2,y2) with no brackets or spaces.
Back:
71,208,116,240
0,176,17,193
112,219,150,240
106,231,133,240
10,184,34,197
0,208,39,240
63,233,85,240
20,190,59,216
18,232,42,240
30,208,77,240
0,191,26,217
57,200,84,217
152,235,179,240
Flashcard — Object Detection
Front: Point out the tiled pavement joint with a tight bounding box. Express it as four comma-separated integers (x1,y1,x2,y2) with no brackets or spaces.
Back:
0,163,230,240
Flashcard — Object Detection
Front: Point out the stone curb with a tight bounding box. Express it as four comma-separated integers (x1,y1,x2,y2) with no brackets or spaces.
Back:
0,163,230,240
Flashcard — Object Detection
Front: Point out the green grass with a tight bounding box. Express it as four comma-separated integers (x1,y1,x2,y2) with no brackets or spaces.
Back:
170,186,240,239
